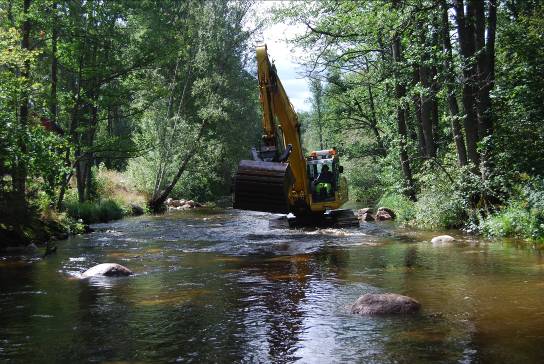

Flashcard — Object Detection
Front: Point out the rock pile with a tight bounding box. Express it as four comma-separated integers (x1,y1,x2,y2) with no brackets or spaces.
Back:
165,198,202,211
357,207,396,222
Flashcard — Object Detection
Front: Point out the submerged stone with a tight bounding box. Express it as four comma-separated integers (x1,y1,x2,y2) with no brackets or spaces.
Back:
351,293,421,315
81,263,133,278
431,235,455,244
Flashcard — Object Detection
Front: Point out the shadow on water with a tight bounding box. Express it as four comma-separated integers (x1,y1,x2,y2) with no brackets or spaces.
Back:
1,208,544,362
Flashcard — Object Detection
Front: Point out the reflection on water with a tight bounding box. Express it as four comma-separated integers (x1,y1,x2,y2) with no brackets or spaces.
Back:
1,208,544,363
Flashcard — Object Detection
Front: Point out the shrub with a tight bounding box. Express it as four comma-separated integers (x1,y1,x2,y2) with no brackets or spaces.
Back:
413,184,467,229
480,177,544,241
346,158,383,206
480,202,541,239
97,199,124,222
65,199,125,224
377,192,416,222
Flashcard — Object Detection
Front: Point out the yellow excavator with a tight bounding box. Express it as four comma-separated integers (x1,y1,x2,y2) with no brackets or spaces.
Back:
233,44,358,228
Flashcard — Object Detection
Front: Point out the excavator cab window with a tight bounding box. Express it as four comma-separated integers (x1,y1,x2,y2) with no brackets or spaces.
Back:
307,158,336,201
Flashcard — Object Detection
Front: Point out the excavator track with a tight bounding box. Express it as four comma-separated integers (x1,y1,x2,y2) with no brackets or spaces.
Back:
269,209,360,229
233,160,293,214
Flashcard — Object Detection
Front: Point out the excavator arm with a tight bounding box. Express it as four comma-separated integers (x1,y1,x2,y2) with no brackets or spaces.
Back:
233,45,310,214
255,45,310,206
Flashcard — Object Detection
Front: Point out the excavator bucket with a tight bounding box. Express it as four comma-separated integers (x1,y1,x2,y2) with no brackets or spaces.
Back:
233,160,293,214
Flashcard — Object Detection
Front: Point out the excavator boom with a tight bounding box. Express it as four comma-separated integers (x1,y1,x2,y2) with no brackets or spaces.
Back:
233,44,310,214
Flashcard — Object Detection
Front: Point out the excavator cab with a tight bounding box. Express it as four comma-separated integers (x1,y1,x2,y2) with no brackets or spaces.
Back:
307,149,341,202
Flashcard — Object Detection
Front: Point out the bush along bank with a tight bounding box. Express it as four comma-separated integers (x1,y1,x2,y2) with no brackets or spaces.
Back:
65,199,125,224
0,208,87,250
373,174,544,243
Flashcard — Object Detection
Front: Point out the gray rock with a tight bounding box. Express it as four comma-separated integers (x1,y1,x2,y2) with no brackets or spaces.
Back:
351,293,421,315
377,207,396,220
431,235,455,244
82,263,133,278
376,210,393,221
25,243,38,252
130,203,144,216
357,208,375,222
361,213,375,222
357,208,373,215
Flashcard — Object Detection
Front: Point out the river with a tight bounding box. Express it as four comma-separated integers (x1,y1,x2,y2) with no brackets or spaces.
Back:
1,208,544,363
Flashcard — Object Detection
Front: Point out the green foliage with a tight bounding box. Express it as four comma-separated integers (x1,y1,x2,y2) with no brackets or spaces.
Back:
274,1,544,241
413,174,467,229
1,0,259,230
65,199,124,224
1,0,544,243
480,202,540,240
377,193,415,223
480,177,544,241
126,1,259,205
494,3,544,174
344,158,383,206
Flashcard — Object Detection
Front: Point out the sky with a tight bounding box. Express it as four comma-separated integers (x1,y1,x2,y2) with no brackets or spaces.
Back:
250,1,311,112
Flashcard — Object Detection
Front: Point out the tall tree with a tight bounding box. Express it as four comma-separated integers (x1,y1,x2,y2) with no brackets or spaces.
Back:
392,23,417,201
440,0,468,166
310,78,325,150
455,0,480,169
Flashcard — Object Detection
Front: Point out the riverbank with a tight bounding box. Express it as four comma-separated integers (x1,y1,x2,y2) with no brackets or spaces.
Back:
0,206,88,250
0,168,210,250
373,181,544,244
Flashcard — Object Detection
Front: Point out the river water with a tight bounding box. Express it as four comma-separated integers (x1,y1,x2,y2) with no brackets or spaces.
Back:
1,208,544,363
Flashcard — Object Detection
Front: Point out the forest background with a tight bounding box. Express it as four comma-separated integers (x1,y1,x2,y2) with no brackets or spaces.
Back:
1,0,543,246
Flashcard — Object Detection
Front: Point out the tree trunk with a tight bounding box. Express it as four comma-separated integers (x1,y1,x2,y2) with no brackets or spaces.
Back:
50,3,58,122
430,65,440,145
83,103,99,201
12,0,32,214
441,0,468,166
472,0,493,139
417,26,437,159
148,122,207,212
366,85,385,155
419,63,436,158
454,0,480,170
411,67,426,158
56,153,72,210
487,0,497,86
391,24,417,201
316,89,324,150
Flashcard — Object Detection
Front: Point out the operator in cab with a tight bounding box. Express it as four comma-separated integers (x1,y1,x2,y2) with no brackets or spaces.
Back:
313,164,334,198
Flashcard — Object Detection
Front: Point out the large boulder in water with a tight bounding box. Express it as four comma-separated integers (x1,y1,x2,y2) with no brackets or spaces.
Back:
351,293,420,315
82,263,133,278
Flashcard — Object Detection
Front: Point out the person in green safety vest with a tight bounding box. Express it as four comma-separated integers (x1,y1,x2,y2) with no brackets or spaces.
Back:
313,164,333,198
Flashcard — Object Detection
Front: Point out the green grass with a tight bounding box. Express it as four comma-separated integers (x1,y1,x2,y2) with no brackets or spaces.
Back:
377,193,416,222
65,199,125,224
480,202,544,241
